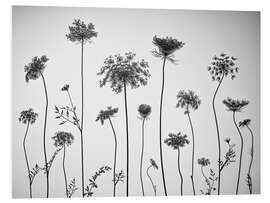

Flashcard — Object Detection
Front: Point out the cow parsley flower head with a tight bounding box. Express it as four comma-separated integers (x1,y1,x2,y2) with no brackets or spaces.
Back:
95,106,119,125
66,19,97,44
19,108,38,124
24,55,49,82
138,104,152,119
52,131,74,147
164,132,190,150
198,157,210,166
223,97,249,112
207,53,238,82
152,36,185,63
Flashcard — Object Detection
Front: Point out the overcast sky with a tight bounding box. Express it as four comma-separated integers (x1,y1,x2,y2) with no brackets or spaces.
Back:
12,6,260,198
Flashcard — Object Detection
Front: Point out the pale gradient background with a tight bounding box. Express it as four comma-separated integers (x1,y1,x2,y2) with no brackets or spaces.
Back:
12,6,260,198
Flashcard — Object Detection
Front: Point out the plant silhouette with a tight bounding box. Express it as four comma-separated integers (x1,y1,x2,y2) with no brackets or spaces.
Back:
66,19,97,197
164,132,189,195
146,159,158,196
55,84,81,131
24,55,50,197
152,35,185,196
219,138,236,173
197,158,218,195
67,178,78,198
96,106,119,196
19,108,38,198
137,104,152,196
113,170,125,191
25,141,63,198
176,90,201,195
207,53,238,195
223,98,249,194
239,119,254,194
52,131,74,197
98,52,150,196
84,166,112,197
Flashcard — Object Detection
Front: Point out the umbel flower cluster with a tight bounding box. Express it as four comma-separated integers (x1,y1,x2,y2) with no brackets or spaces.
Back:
176,90,201,114
164,132,190,149
95,106,119,125
198,158,210,167
207,53,238,81
152,35,185,63
52,131,74,147
98,52,150,93
223,98,249,112
24,55,49,82
19,108,38,124
138,104,152,119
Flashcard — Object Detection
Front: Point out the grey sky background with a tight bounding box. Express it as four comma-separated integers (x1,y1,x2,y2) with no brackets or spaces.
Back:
12,6,260,198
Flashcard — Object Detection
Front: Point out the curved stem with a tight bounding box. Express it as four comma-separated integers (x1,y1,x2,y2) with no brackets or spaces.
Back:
63,145,68,197
212,73,224,195
233,111,243,195
123,82,129,196
41,72,49,198
159,56,168,196
23,122,32,198
140,119,145,196
177,147,183,196
146,166,156,196
80,39,85,197
108,117,117,197
246,125,254,194
201,166,207,181
187,110,196,195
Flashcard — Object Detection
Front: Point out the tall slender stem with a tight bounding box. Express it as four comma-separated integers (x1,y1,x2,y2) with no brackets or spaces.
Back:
108,117,117,197
177,147,183,196
246,125,254,194
123,82,129,196
40,72,49,198
146,166,156,196
80,38,85,197
23,122,32,198
63,145,68,197
140,118,145,196
187,109,196,195
233,111,243,195
159,56,168,196
212,73,224,195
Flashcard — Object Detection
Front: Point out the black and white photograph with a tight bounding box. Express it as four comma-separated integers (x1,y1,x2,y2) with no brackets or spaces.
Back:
11,5,260,198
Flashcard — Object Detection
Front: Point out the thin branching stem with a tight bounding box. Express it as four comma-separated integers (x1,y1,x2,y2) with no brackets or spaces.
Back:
219,158,229,173
246,125,254,194
66,90,81,131
177,147,183,196
40,72,49,198
140,118,146,196
233,111,243,195
159,56,168,196
212,72,224,195
108,117,117,197
187,107,196,195
23,121,32,198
